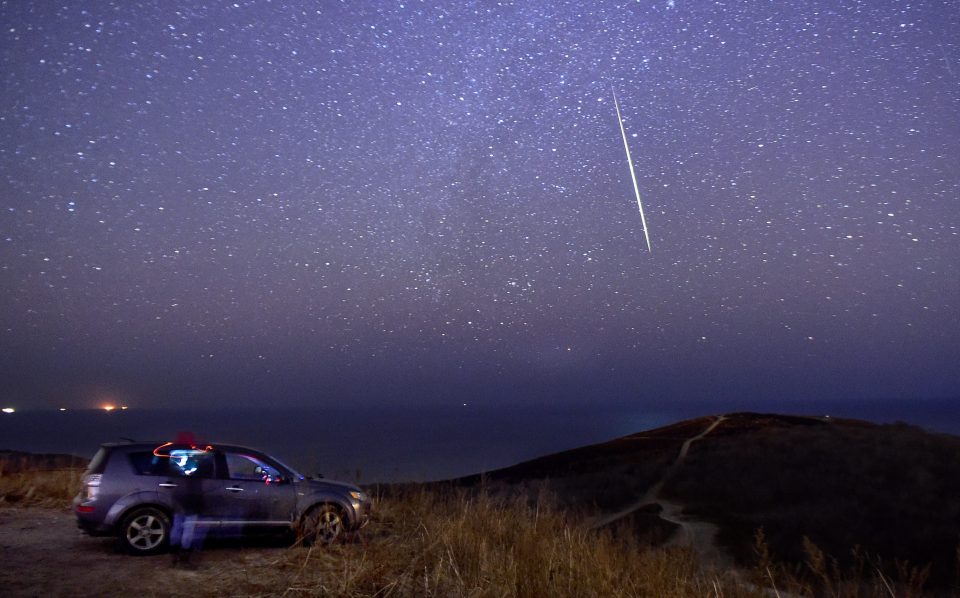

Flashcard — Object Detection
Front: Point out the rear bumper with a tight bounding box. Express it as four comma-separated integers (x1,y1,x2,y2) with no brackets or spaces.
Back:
74,500,112,536
75,514,112,536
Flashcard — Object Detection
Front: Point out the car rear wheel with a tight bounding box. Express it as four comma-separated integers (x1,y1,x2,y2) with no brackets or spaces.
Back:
299,504,344,545
119,507,170,555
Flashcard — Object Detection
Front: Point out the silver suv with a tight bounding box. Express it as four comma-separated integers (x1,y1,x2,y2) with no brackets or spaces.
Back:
74,441,371,554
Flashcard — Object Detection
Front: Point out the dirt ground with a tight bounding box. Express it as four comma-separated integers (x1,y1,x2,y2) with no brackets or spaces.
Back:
0,506,314,597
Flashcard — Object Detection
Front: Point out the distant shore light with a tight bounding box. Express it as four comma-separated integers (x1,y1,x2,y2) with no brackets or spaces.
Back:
1,407,14,414
103,405,116,412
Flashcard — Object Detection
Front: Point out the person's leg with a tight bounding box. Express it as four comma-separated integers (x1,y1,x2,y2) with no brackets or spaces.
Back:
169,513,184,565
181,515,195,550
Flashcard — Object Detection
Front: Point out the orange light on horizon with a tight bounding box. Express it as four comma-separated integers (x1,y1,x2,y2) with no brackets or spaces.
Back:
102,404,116,412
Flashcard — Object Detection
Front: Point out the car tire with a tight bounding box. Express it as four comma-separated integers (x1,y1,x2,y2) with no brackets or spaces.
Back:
299,504,345,546
119,507,171,555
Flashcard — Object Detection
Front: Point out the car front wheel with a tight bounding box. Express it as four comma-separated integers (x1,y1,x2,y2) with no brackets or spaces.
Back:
119,507,170,555
299,504,344,545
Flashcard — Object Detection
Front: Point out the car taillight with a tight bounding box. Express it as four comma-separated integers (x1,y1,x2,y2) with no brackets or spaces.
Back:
76,505,95,513
83,473,102,500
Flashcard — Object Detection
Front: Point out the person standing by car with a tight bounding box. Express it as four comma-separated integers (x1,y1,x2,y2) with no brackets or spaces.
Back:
168,438,213,567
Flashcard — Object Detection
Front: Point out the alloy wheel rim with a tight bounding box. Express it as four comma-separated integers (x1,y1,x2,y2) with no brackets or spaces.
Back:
127,514,164,549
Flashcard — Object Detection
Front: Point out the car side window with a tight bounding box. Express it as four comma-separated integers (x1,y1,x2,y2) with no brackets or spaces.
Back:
128,451,167,476
225,452,284,484
167,449,216,478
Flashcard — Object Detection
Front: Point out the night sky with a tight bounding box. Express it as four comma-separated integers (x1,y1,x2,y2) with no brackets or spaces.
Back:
2,1,958,412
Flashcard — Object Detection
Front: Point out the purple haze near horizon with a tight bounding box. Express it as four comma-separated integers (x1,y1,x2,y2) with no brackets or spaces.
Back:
1,1,958,416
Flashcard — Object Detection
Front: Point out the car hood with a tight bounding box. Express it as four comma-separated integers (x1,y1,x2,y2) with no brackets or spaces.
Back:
298,477,361,494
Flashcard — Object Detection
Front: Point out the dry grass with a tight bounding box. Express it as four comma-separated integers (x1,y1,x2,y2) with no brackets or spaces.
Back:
246,486,762,598
0,467,82,507
1,467,760,596
749,528,939,598
2,466,954,597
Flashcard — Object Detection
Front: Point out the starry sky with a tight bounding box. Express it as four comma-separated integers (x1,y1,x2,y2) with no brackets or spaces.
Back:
2,1,958,412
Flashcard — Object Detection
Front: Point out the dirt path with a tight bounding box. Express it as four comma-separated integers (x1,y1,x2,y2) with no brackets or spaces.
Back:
0,506,293,597
592,415,729,567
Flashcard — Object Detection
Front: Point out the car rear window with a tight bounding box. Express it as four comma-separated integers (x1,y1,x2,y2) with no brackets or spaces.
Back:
85,447,110,474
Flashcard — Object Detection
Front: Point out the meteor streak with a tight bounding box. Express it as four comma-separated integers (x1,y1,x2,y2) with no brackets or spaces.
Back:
612,88,652,252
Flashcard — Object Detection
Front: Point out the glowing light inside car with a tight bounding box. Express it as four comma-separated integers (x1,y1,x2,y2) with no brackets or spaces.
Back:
171,451,200,475
152,441,214,457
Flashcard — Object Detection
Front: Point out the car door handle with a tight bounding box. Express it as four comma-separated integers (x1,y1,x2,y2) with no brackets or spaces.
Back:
158,483,177,488
225,486,244,493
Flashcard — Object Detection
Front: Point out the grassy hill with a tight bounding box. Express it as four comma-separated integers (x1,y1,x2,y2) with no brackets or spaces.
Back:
3,414,958,595
451,412,960,589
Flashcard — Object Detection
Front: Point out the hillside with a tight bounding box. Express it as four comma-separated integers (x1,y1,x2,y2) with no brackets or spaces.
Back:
3,414,959,595
453,412,960,587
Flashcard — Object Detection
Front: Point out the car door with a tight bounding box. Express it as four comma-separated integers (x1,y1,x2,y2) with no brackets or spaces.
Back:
153,447,222,526
213,450,298,529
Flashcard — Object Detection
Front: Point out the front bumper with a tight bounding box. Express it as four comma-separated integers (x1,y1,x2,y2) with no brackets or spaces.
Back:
346,494,372,529
356,501,372,529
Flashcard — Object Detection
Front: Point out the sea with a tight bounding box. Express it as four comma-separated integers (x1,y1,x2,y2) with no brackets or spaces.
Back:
1,398,957,483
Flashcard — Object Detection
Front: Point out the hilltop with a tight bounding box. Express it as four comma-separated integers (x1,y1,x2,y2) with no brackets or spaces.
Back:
452,412,960,587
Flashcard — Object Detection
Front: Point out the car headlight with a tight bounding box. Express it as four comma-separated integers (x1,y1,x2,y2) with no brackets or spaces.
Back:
349,490,367,502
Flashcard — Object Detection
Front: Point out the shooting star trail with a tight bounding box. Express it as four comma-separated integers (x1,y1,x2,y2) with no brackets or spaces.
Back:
612,88,652,252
